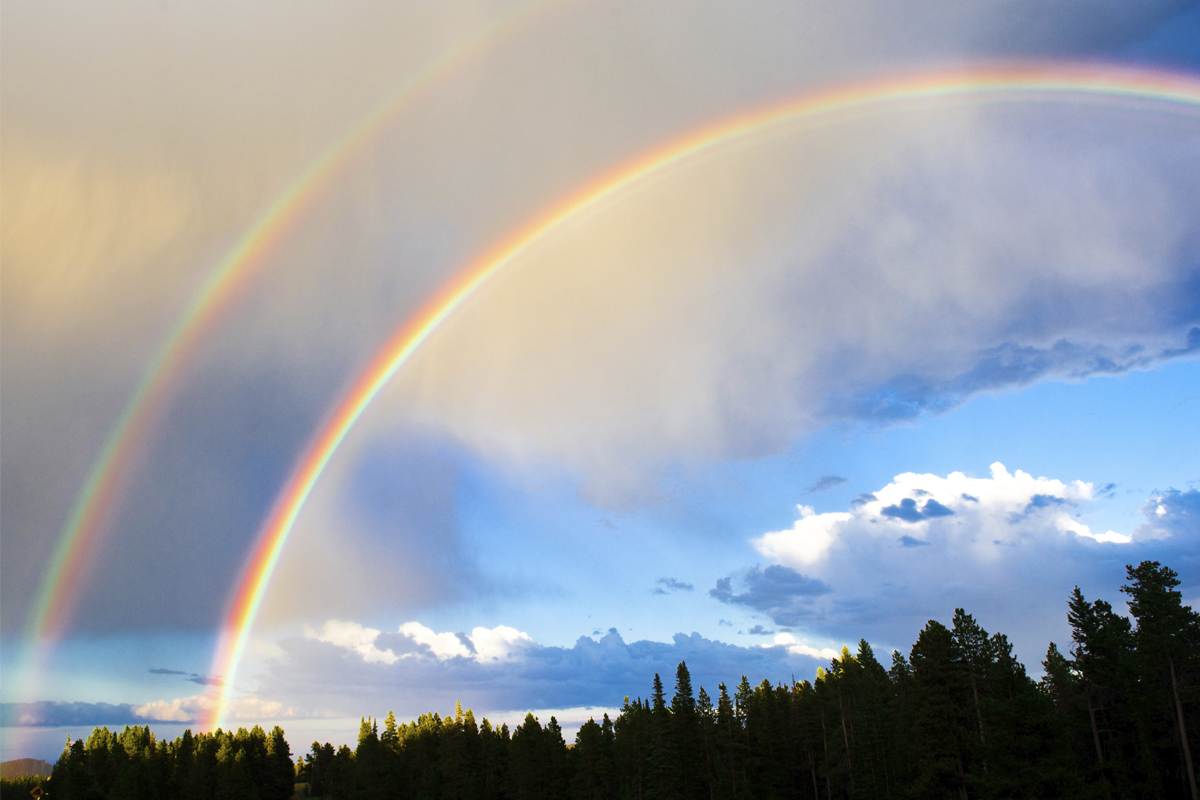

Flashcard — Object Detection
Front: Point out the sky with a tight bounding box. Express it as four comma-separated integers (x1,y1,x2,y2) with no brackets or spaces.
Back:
2,0,1199,763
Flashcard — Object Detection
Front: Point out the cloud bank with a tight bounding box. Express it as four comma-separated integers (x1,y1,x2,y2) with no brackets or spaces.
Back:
256,623,836,721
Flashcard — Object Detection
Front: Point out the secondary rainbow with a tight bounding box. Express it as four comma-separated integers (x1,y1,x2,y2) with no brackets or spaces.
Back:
26,0,564,645
208,62,1200,728
11,0,568,744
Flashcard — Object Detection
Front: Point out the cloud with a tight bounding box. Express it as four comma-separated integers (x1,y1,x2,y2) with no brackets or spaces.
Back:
1,702,141,728
0,695,288,727
305,620,534,666
803,475,848,495
745,625,775,636
739,462,1198,659
656,578,695,592
264,624,840,720
757,462,1125,571
710,565,832,626
771,633,839,661
1133,488,1200,541
881,497,954,522
149,668,222,685
132,695,293,724
5,0,1199,641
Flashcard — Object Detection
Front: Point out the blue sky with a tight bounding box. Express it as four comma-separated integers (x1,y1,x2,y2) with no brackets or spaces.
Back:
2,0,1199,762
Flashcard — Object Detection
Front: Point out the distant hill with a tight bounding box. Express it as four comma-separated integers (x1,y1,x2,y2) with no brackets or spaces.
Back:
0,758,52,778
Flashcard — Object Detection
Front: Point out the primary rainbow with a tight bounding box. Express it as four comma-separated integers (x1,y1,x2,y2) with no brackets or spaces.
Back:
201,62,1200,728
12,0,567,738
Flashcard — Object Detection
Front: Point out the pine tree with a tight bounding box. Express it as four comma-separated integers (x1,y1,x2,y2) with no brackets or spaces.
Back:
1123,561,1200,800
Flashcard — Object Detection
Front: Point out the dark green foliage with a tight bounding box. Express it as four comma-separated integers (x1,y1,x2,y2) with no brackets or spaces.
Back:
48,724,294,800
44,561,1197,799
0,775,47,800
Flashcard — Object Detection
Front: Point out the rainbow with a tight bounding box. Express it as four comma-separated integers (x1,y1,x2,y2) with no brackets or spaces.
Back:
206,62,1200,728
12,0,567,733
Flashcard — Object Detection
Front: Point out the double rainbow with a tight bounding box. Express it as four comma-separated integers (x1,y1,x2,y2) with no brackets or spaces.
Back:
204,63,1200,728
12,0,567,741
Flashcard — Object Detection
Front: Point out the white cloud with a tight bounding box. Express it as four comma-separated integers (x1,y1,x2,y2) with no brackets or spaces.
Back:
307,620,534,665
733,461,1175,663
469,625,536,662
133,694,293,723
770,633,840,660
756,461,1127,566
305,620,401,664
397,622,473,660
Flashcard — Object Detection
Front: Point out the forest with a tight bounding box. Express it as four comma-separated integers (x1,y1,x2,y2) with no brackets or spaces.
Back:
24,559,1198,800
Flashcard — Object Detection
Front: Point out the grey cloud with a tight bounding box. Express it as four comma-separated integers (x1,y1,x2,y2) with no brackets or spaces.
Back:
804,475,848,495
187,676,224,687
850,493,878,507
1133,488,1200,540
266,628,826,720
881,498,954,522
6,0,1200,643
827,332,1200,427
745,625,776,636
149,668,222,686
898,536,931,548
2,702,145,728
710,566,832,627
656,578,695,592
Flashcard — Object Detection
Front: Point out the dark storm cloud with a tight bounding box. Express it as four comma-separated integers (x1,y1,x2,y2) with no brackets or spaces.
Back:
710,566,832,627
803,476,848,495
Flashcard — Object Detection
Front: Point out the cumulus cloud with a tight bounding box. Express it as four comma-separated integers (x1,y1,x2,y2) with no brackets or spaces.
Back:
132,694,293,724
1133,488,1200,541
305,621,534,666
736,462,1191,660
757,462,1126,571
265,624,839,720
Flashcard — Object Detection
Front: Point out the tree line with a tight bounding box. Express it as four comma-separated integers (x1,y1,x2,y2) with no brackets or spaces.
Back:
42,560,1197,799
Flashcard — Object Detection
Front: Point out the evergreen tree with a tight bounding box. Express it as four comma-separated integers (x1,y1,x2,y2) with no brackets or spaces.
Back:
1123,561,1200,800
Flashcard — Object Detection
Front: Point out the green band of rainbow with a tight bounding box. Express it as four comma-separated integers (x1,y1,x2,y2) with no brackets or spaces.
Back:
206,62,1200,728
